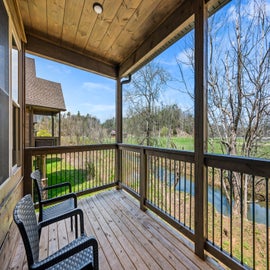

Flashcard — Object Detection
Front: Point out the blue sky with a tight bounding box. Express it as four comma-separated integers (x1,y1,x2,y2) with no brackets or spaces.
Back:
27,53,117,123
27,40,193,123
26,0,269,124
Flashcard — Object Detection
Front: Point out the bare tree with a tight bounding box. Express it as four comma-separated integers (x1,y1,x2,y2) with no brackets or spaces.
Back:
124,62,171,146
176,0,270,215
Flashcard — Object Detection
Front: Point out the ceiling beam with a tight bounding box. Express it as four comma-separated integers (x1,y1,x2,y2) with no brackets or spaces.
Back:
119,0,194,77
25,34,118,79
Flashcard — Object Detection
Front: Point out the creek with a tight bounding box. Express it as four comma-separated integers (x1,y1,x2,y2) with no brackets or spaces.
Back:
159,169,270,226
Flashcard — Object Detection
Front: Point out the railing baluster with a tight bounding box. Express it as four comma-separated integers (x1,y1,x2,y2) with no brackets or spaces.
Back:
212,167,215,244
184,161,187,226
240,173,243,265
179,160,182,223
169,159,172,218
230,171,232,257
252,175,255,269
220,169,223,250
266,177,269,270
189,162,192,229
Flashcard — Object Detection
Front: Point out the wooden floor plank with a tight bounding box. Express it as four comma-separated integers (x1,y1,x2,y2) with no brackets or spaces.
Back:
89,195,136,270
107,191,189,270
97,191,180,270
39,224,49,261
112,191,203,269
9,189,223,270
48,221,58,256
8,235,26,270
83,196,124,270
80,199,111,270
91,193,154,270
57,219,69,249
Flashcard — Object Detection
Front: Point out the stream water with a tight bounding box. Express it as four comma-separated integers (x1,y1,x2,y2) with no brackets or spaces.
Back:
161,170,270,225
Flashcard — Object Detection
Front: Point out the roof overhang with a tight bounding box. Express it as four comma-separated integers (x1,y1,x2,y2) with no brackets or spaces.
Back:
9,0,229,79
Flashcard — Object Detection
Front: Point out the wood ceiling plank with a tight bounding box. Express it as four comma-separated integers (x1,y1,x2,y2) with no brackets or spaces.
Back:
84,0,122,54
18,0,31,30
73,0,97,53
61,0,84,47
27,0,47,36
99,0,142,63
119,0,194,77
111,0,160,61
47,0,65,43
118,0,182,61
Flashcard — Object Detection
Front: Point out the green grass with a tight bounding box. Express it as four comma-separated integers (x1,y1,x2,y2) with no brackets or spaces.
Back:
38,157,96,199
125,135,270,158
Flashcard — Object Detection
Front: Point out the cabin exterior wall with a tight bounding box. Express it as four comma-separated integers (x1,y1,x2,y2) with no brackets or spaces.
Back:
0,0,25,266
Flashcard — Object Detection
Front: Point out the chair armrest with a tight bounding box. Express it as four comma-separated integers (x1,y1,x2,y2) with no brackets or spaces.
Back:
40,192,77,207
31,235,98,270
43,182,72,192
39,208,84,233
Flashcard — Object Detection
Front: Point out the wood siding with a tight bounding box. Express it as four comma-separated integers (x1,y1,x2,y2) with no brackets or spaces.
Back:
0,169,23,269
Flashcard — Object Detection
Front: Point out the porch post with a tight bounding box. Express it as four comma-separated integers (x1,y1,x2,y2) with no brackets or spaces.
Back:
52,113,54,137
24,148,33,196
58,112,61,145
21,42,26,174
115,77,122,188
194,0,208,259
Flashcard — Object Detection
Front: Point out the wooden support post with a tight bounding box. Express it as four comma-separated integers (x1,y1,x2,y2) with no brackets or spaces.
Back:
21,43,26,171
52,113,55,137
115,77,122,189
58,112,61,145
194,0,208,259
24,149,33,196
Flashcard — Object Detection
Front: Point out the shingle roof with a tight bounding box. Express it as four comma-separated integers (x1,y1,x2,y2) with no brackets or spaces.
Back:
25,57,66,111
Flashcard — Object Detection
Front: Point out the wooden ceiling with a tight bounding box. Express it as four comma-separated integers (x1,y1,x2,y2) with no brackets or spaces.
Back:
15,0,224,79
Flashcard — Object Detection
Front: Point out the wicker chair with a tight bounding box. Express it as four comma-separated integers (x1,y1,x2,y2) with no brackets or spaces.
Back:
31,169,78,236
14,194,99,270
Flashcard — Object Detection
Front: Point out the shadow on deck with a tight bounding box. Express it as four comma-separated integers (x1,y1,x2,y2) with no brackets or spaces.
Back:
9,190,224,270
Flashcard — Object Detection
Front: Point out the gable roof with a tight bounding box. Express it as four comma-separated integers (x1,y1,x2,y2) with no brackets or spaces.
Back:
25,57,66,112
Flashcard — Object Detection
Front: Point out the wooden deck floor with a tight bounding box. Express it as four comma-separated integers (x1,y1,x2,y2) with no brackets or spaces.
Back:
9,190,223,269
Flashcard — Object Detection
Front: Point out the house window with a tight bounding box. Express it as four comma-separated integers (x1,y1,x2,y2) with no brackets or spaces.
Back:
12,46,21,167
12,48,19,103
0,0,9,184
12,104,20,167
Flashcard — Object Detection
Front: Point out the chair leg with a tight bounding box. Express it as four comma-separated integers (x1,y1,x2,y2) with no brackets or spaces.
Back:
70,216,73,232
70,216,78,238
75,215,78,238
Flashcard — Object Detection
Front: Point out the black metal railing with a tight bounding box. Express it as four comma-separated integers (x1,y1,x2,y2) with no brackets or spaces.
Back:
24,143,270,270
120,144,270,270
24,144,117,199
205,154,270,270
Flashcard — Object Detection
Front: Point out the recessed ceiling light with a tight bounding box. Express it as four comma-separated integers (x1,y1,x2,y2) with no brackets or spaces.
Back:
93,3,103,14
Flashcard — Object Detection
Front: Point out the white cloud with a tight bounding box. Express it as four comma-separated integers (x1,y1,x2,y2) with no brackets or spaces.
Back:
46,63,71,75
157,58,177,66
227,0,270,23
82,82,114,92
176,48,194,65
81,103,115,122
